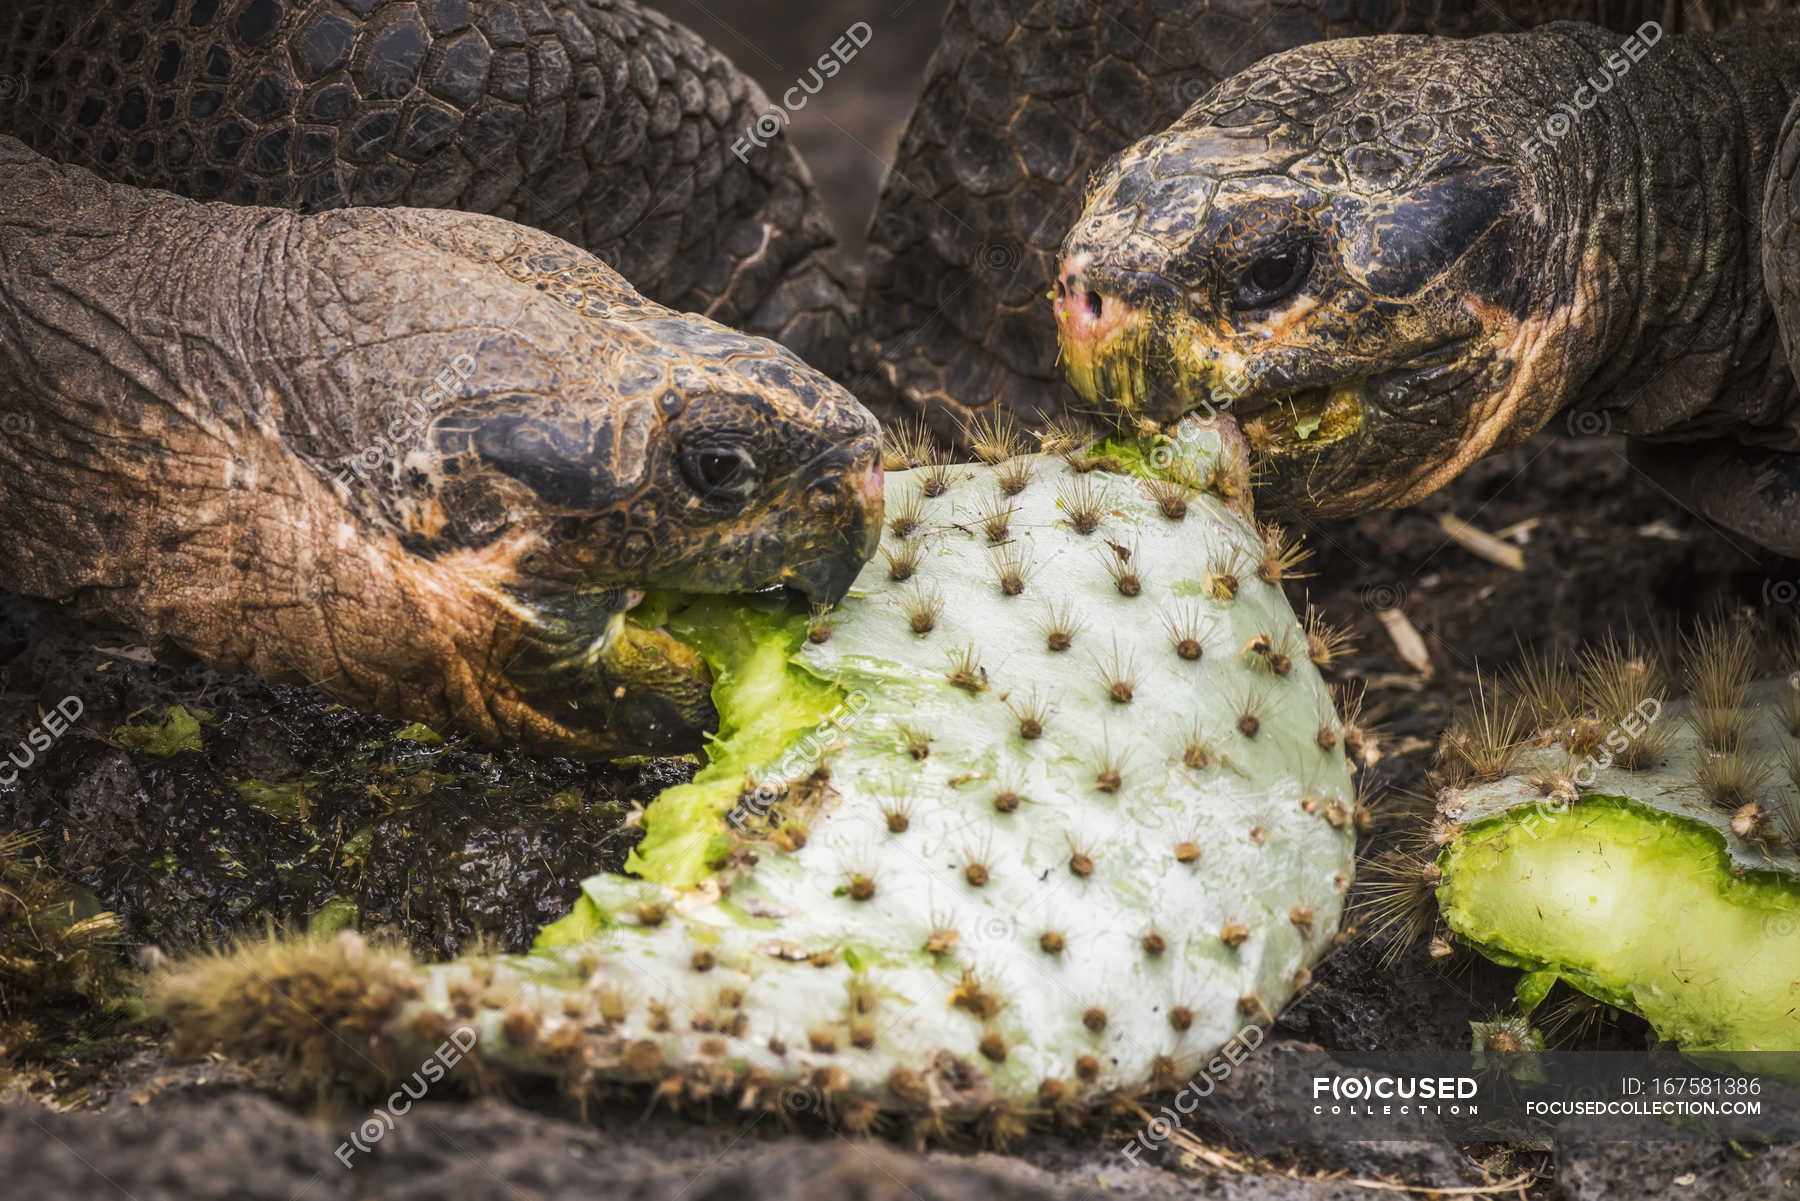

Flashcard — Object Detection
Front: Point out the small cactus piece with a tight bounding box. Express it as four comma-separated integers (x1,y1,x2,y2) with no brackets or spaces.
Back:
150,417,1354,1133
1434,661,1800,1060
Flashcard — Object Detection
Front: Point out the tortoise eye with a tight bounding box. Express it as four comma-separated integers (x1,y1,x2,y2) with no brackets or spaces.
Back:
681,441,757,504
1231,242,1313,310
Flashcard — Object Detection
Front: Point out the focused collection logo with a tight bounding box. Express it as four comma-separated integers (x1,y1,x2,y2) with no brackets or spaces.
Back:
1312,1074,1481,1116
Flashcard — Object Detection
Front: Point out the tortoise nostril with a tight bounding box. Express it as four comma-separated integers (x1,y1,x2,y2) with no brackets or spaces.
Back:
1084,290,1103,320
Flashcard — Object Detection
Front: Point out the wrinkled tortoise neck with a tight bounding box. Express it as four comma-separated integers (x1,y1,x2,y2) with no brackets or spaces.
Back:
0,136,300,430
1516,19,1800,437
0,139,531,739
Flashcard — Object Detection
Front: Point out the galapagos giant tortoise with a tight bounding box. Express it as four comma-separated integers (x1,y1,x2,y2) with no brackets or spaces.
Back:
2,0,1797,760
1052,10,1800,558
0,2,887,760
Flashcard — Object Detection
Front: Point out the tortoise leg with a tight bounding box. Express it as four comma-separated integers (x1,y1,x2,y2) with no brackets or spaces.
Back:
0,1,852,373
1629,439,1800,559
855,0,1696,444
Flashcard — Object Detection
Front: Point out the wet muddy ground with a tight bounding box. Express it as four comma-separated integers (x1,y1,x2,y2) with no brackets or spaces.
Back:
6,1,1800,1197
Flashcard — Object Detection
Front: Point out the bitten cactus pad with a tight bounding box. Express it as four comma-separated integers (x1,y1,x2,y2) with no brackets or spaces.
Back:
1436,672,1800,1057
153,419,1356,1130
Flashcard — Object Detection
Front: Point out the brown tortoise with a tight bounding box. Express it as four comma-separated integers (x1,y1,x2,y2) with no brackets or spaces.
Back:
0,1,898,761
0,145,882,758
1052,10,1800,557
1,0,1796,760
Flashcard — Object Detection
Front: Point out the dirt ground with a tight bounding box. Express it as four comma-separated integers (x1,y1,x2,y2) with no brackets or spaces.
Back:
5,1,1800,1197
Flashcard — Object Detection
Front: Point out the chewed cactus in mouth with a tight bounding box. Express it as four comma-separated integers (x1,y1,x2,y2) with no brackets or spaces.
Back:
152,418,1362,1137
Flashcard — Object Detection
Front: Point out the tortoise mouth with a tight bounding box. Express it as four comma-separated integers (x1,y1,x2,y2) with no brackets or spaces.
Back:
488,586,729,756
1209,335,1480,459
615,582,812,652
1222,380,1368,454
520,580,811,661
496,508,870,755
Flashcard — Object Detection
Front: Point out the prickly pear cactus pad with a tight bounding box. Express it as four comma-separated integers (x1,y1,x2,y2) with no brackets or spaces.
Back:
153,419,1357,1132
1435,669,1800,1058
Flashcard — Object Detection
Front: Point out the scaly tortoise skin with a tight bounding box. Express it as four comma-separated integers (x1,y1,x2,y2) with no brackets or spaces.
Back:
0,141,880,760
0,0,900,766
11,1,1746,431
854,0,1800,556
1054,14,1800,553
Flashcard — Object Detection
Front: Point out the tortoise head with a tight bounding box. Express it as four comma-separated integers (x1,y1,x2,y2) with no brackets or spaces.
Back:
1055,37,1572,517
326,213,881,756
424,313,881,606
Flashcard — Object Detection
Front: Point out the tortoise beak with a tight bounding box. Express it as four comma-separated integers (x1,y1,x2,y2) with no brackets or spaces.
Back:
780,549,864,608
780,459,883,607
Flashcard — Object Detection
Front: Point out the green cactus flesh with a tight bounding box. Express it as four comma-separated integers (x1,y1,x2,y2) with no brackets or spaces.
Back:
607,594,841,891
156,422,1357,1122
1438,682,1800,1055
